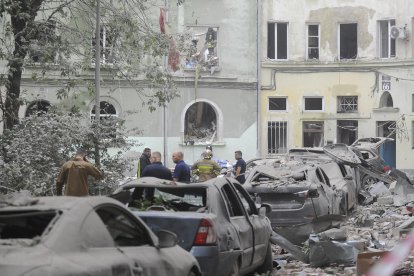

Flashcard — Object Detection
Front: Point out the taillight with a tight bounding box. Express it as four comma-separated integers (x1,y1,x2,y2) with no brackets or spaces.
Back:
193,219,217,245
383,166,391,172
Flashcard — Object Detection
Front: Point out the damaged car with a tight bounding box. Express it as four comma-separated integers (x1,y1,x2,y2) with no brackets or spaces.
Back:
244,151,359,244
0,193,201,276
350,137,411,189
111,177,273,276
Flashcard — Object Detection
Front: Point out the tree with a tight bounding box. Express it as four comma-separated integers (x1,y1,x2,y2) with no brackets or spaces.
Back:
0,111,139,195
0,0,178,131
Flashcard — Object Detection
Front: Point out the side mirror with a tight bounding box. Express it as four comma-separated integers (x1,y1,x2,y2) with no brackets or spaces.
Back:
157,229,178,248
259,203,271,216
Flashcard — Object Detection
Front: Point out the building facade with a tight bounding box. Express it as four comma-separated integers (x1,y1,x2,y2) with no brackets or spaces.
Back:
260,0,414,173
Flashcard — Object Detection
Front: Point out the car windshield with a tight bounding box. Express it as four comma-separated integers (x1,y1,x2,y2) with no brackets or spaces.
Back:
0,210,59,246
129,187,207,212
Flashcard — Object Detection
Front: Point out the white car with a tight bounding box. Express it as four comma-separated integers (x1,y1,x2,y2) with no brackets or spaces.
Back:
0,193,201,276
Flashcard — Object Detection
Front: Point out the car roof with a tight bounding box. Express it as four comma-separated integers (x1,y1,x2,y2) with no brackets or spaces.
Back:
0,194,122,211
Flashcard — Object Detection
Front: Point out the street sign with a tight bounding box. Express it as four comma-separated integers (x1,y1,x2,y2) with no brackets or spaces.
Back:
382,81,391,91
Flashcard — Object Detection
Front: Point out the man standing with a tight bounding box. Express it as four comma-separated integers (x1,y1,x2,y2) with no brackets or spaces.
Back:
234,150,246,184
137,147,151,178
141,151,173,200
192,149,221,182
172,151,191,183
56,148,103,196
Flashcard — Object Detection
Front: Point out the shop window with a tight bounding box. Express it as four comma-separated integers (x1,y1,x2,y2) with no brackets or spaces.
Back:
337,96,358,113
25,100,51,117
304,97,323,111
267,121,287,154
184,102,217,144
337,120,358,145
339,23,357,59
379,20,396,58
307,24,319,60
267,22,288,60
269,97,287,111
184,26,219,72
303,121,324,147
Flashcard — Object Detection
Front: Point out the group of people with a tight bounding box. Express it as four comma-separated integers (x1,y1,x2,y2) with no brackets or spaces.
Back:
55,146,246,197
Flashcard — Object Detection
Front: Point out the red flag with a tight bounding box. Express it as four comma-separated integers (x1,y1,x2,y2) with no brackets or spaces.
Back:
159,8,166,34
168,39,180,72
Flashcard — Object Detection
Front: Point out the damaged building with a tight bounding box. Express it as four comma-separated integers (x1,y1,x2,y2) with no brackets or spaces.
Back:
260,0,414,177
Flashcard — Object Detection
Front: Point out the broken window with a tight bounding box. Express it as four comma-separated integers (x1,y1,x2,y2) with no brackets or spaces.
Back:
92,25,116,64
269,97,287,111
339,23,357,59
268,121,287,154
337,96,358,113
307,24,319,60
183,26,219,72
267,22,288,60
379,91,393,108
337,120,358,145
25,100,51,117
0,210,58,240
184,102,217,144
304,97,323,111
303,121,324,147
379,20,396,58
91,101,118,139
377,121,396,139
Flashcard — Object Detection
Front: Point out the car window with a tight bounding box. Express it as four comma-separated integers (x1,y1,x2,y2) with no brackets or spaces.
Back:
0,210,59,245
232,183,258,215
95,206,152,247
316,168,331,187
221,184,245,217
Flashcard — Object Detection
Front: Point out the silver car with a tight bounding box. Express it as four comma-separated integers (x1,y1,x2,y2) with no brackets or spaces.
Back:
0,194,201,276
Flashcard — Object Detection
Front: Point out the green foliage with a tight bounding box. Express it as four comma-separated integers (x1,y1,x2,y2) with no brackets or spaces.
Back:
0,112,139,196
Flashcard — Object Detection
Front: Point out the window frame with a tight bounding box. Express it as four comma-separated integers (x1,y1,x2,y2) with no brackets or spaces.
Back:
92,24,116,65
337,96,358,113
303,121,324,147
306,23,320,60
267,121,288,155
268,97,288,112
378,19,396,59
338,23,358,60
267,22,288,60
303,96,324,112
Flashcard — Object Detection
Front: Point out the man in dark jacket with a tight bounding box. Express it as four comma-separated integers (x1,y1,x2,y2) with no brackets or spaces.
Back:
132,147,151,200
234,150,246,184
141,151,173,200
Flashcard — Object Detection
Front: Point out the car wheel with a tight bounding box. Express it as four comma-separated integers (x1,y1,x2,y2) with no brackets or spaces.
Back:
255,243,273,274
228,260,240,276
362,175,377,191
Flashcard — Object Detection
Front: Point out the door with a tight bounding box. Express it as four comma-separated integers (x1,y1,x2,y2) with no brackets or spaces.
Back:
221,183,254,269
94,205,167,276
232,182,270,267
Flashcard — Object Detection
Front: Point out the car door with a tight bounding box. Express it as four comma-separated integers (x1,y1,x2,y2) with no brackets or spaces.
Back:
94,205,169,276
220,183,254,270
231,181,270,267
315,167,341,214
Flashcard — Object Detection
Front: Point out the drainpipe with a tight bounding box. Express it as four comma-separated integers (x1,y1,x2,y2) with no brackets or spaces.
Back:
256,0,262,158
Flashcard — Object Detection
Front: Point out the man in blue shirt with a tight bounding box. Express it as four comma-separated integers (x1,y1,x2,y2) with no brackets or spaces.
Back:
172,151,191,183
234,150,246,184
141,151,173,200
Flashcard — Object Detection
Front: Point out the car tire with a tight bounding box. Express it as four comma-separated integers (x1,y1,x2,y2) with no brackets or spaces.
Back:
255,243,273,274
228,259,240,276
362,175,377,190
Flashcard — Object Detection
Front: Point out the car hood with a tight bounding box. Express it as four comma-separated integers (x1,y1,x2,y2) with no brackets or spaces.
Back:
322,143,361,167
351,137,394,150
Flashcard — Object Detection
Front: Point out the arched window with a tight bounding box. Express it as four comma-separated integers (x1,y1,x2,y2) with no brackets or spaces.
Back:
183,101,218,144
25,100,51,117
379,91,393,108
90,100,119,139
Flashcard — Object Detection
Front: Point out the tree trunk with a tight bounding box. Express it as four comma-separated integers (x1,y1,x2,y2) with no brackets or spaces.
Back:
3,0,44,130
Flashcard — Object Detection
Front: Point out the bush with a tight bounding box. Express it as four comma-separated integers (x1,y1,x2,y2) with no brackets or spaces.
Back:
0,112,138,196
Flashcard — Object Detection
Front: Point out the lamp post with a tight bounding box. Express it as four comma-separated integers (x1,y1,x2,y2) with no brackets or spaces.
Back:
94,0,101,167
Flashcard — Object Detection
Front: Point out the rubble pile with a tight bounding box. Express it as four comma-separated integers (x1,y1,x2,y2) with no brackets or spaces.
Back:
271,180,414,276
